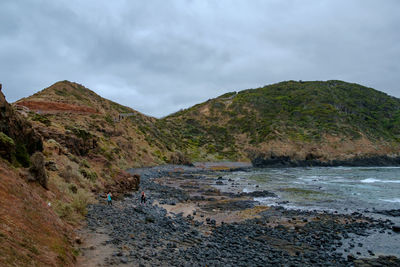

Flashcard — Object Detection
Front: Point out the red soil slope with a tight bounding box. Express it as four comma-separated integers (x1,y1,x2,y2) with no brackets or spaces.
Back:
0,161,75,266
16,101,99,114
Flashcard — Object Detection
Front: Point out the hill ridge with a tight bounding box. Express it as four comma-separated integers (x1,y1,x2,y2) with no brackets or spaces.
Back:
15,79,400,164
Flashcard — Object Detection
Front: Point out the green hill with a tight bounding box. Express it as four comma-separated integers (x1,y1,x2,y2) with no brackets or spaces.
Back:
160,80,400,162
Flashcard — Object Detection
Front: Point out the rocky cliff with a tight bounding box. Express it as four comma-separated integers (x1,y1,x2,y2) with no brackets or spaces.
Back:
0,84,43,166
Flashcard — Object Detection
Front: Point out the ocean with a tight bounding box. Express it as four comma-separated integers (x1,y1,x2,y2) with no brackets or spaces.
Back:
221,167,400,213
219,166,400,257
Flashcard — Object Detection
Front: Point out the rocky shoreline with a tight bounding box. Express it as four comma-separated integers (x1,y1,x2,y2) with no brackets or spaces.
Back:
80,165,400,266
251,154,400,168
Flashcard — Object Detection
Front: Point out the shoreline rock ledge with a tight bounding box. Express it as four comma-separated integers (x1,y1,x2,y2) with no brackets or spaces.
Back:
251,153,400,168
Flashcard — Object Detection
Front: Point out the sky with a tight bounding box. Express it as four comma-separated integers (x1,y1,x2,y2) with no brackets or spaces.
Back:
1,0,399,118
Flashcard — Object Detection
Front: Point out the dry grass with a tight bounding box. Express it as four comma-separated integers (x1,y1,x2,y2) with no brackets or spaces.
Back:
0,160,75,266
209,166,231,171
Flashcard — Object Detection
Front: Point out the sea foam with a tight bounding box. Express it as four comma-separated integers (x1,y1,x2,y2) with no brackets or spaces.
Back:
379,198,400,203
361,178,400,183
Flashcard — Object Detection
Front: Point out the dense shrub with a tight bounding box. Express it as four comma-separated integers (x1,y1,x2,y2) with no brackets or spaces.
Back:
31,114,51,126
79,167,98,182
29,152,48,189
59,165,80,183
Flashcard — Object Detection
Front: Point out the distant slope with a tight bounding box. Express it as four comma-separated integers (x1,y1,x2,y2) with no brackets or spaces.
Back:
162,80,400,163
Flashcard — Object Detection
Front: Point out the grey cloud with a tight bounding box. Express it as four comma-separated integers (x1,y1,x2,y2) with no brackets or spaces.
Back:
1,0,399,117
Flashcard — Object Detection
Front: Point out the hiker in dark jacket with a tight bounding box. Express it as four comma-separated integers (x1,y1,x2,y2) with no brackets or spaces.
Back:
141,191,146,204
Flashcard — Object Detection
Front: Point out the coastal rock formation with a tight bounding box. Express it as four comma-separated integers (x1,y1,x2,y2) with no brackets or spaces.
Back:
104,170,140,198
250,151,400,167
36,127,98,156
169,151,193,166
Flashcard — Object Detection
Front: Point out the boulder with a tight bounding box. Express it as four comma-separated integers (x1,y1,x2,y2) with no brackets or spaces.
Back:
392,225,400,233
168,151,193,166
104,170,140,197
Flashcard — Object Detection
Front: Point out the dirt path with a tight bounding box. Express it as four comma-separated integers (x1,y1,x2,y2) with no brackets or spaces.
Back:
76,227,117,267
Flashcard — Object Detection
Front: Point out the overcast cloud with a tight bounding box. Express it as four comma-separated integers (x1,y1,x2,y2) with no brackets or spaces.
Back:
1,0,399,117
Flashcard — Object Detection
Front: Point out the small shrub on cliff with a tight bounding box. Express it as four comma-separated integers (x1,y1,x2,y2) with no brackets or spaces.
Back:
104,114,114,125
65,126,93,141
29,152,48,189
71,189,92,216
59,165,80,183
0,132,14,146
15,143,30,167
54,189,92,222
68,184,78,194
31,113,51,126
79,159,90,168
0,131,15,162
79,167,98,182
67,153,80,164
54,201,73,220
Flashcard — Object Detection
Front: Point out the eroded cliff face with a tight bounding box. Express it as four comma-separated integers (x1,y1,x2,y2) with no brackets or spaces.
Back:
248,135,400,167
0,84,43,166
36,127,98,157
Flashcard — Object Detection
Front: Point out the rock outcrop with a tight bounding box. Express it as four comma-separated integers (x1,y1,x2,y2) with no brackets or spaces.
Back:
250,151,400,167
37,127,97,156
104,170,140,198
169,151,193,166
0,84,43,166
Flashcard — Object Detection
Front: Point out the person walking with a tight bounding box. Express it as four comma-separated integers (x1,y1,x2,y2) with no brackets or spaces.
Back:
141,191,146,205
107,192,112,205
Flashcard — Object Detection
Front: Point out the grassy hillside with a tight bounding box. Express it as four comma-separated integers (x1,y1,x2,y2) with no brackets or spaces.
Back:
161,80,400,161
16,81,177,167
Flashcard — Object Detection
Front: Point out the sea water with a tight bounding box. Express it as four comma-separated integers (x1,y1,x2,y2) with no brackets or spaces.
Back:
220,166,400,257
221,167,400,221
